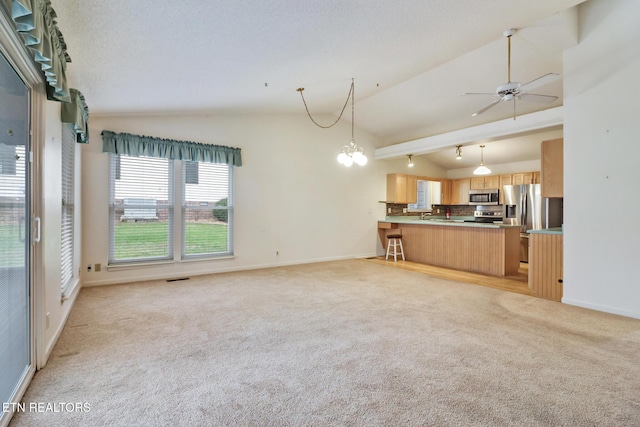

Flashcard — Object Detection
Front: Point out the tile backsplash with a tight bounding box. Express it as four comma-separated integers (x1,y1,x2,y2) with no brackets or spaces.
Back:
385,203,476,217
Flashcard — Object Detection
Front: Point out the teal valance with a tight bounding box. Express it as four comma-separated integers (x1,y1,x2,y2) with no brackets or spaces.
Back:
10,0,71,102
101,130,243,167
61,88,89,143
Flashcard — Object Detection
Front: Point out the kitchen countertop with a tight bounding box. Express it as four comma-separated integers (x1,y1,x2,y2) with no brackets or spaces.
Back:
380,216,519,229
527,227,563,235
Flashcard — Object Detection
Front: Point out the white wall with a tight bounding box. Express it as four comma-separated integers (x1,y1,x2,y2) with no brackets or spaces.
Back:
384,156,446,178
563,0,640,318
39,101,82,365
446,159,542,180
81,113,389,286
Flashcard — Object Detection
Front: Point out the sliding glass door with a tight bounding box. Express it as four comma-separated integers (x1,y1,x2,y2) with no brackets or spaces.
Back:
0,49,31,411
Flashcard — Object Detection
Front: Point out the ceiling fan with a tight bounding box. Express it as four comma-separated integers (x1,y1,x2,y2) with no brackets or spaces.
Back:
463,28,560,119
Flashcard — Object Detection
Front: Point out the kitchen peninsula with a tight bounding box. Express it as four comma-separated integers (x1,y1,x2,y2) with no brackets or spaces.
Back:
378,218,520,277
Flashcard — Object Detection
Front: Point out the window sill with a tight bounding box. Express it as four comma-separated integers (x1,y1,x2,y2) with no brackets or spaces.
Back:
61,277,81,302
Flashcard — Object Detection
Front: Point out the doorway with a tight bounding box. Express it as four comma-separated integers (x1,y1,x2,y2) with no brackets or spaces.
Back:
0,49,32,419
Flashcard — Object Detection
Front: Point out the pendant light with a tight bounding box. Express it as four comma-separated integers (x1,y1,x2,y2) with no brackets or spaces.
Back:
407,154,414,168
297,78,367,167
455,145,462,160
473,145,491,175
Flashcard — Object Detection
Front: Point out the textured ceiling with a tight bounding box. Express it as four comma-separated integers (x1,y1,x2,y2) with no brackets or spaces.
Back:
53,0,587,167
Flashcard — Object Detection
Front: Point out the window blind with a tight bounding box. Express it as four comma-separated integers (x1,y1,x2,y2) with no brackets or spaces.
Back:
183,162,233,257
61,123,75,293
108,154,174,263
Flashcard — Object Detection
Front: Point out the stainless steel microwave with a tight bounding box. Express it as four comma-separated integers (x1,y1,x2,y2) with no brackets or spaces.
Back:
469,189,499,205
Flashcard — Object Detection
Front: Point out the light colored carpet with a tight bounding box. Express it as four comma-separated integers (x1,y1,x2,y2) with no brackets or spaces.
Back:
10,259,640,426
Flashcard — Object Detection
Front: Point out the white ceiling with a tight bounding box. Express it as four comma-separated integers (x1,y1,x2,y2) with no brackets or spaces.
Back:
52,0,587,168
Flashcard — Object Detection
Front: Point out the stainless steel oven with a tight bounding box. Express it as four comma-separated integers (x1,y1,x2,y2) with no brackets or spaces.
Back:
469,189,499,205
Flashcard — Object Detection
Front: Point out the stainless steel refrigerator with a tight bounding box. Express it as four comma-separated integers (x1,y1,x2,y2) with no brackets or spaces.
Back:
502,184,563,263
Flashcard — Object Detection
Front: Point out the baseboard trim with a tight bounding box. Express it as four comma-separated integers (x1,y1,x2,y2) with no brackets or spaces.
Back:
82,253,378,287
40,280,82,369
562,297,640,320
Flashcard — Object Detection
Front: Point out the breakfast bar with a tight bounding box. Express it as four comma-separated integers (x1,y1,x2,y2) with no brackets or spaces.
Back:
378,218,521,277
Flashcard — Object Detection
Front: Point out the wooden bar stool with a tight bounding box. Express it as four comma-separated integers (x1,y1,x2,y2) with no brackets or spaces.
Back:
385,233,405,261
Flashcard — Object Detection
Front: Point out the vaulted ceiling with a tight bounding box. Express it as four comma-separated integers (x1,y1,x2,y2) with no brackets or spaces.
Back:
53,0,587,167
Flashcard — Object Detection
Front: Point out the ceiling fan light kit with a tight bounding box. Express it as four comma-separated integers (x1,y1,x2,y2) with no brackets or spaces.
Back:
463,28,560,120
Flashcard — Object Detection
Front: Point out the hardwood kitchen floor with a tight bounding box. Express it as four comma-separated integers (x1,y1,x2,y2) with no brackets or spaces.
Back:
365,256,534,296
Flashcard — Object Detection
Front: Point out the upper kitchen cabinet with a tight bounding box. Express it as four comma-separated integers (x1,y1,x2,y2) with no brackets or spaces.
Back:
440,179,452,205
541,138,563,198
499,175,512,204
407,175,417,204
512,172,537,185
451,178,471,205
470,175,500,190
386,174,417,204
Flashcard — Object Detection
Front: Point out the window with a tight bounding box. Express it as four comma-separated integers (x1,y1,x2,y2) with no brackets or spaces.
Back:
108,154,233,264
109,155,173,263
183,162,232,258
408,180,442,211
61,124,75,293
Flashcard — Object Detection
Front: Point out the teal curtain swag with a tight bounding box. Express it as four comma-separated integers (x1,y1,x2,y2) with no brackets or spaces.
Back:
10,0,71,102
101,130,243,167
61,88,89,143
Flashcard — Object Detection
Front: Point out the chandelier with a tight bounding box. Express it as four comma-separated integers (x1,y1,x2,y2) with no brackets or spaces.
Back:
297,78,367,167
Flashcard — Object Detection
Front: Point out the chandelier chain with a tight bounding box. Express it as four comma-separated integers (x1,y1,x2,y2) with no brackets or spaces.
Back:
351,79,354,140
297,79,354,129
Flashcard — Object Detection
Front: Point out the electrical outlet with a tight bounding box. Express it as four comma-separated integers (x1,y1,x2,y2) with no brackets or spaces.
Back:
403,208,407,213
387,208,391,213
95,263,101,272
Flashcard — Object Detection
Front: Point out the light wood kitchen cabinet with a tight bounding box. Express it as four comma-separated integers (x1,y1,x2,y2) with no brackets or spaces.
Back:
440,179,452,205
471,175,500,189
499,175,512,204
406,175,417,204
533,171,541,184
529,233,563,301
484,175,500,189
512,173,532,185
541,138,563,197
451,178,471,204
386,174,417,204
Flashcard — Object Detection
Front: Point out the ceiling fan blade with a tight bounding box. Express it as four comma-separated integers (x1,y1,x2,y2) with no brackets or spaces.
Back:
518,93,558,104
472,99,501,116
520,73,560,92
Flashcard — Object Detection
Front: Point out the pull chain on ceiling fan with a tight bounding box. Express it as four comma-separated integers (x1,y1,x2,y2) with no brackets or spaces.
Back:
462,28,560,119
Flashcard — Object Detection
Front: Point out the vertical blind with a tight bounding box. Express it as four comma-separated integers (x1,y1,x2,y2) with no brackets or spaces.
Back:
61,123,74,292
